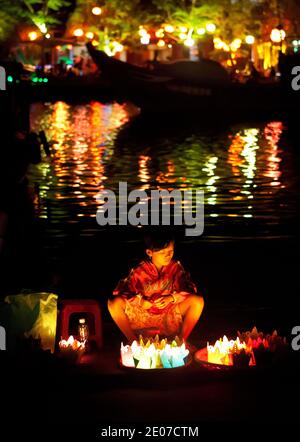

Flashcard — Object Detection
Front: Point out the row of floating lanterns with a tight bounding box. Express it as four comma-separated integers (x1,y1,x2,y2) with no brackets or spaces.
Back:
121,336,189,369
206,328,287,368
58,327,288,369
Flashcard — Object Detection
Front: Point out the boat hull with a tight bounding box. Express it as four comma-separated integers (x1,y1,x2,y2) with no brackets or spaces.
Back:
87,44,299,116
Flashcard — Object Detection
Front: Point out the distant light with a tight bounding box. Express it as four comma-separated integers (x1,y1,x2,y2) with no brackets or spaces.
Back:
179,33,187,40
206,23,216,33
270,28,286,43
141,35,150,45
73,28,84,37
56,45,61,50
233,38,242,46
168,44,172,48
39,78,43,82
245,35,255,45
214,37,230,51
45,33,51,39
32,77,38,83
104,45,113,56
138,28,148,37
86,32,94,39
197,28,206,35
164,25,174,33
43,78,48,83
230,38,242,51
184,38,195,47
214,37,223,49
91,40,99,47
292,40,298,46
180,26,188,33
92,7,102,16
28,31,38,41
113,41,124,52
39,23,47,34
7,75,13,82
67,44,73,50
157,39,165,48
155,28,164,38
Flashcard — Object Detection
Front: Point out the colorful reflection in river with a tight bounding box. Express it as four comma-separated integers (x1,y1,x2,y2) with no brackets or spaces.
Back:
29,101,295,238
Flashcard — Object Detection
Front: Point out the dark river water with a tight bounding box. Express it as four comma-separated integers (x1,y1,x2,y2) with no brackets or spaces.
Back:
29,101,300,240
5,100,299,333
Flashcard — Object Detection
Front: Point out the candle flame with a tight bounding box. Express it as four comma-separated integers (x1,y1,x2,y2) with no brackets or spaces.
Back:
207,335,252,366
59,335,85,351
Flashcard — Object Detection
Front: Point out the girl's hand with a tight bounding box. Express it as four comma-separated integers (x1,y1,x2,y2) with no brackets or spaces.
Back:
153,295,174,309
140,299,153,310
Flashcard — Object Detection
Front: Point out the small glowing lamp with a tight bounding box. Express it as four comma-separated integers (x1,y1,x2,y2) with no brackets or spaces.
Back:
157,39,165,48
28,31,38,41
155,28,164,38
141,35,150,45
73,28,84,37
206,23,216,33
230,38,242,51
164,25,174,33
245,35,255,45
184,38,195,47
86,31,94,39
197,28,206,35
138,28,147,37
270,28,286,43
92,7,102,16
39,23,47,34
179,33,187,40
113,41,124,52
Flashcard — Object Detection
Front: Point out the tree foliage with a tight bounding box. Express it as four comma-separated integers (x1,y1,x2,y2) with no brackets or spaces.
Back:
0,0,70,43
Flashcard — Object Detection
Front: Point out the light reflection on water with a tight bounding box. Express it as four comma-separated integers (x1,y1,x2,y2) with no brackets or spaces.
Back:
29,101,298,240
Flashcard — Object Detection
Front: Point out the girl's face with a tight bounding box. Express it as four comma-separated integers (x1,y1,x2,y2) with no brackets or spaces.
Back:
146,241,174,269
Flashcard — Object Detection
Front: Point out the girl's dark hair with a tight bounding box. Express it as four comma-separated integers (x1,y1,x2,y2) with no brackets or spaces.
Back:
144,230,174,251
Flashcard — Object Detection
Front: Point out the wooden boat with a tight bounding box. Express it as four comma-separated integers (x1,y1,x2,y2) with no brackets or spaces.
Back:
87,43,298,116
